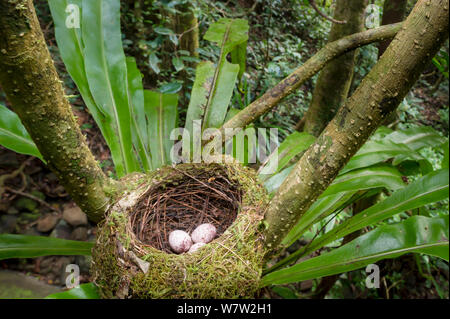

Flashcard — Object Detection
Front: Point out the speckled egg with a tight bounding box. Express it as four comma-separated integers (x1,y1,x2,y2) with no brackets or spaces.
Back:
168,230,193,253
191,223,217,244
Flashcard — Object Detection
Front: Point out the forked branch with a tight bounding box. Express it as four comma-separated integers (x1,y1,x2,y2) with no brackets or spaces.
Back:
218,22,402,140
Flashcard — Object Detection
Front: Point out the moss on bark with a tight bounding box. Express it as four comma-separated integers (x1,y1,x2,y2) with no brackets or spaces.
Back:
0,0,115,222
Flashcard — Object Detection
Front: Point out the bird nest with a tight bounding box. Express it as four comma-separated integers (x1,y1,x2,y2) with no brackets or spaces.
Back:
91,162,269,299
129,166,242,253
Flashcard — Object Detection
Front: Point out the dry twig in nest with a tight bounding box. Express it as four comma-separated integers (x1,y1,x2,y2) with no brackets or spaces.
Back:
129,170,242,253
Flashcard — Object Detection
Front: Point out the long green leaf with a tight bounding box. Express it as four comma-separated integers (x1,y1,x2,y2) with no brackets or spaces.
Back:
202,19,248,129
281,166,404,247
0,104,43,161
261,215,449,286
298,168,449,257
264,165,294,194
145,90,178,169
184,19,248,138
231,40,247,90
271,165,405,246
387,127,446,169
82,0,139,176
48,0,92,111
45,283,100,299
184,61,216,154
340,127,445,174
259,131,315,177
281,191,357,247
321,165,405,197
0,234,93,260
341,139,416,174
442,140,449,169
386,126,447,151
126,57,151,171
226,126,257,165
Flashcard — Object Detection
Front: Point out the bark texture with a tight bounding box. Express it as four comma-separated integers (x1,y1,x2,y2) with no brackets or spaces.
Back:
377,0,409,126
263,0,449,252
300,0,368,137
0,0,114,222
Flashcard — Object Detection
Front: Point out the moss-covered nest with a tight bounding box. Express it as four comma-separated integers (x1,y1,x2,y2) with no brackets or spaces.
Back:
91,162,269,299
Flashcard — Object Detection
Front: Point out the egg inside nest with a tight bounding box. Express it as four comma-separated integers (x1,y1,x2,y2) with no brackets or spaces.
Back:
128,166,242,253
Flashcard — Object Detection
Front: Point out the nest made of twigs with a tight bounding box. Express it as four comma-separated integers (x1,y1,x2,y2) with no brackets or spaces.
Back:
92,162,270,299
129,167,242,253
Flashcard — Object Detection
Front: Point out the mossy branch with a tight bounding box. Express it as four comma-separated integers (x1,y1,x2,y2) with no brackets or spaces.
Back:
263,0,449,254
0,0,116,222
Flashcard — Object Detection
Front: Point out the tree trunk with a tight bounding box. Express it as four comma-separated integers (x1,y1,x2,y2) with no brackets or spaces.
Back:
263,0,449,253
378,0,409,126
0,0,115,222
172,2,199,108
174,3,199,59
300,3,373,296
378,0,408,57
299,0,368,137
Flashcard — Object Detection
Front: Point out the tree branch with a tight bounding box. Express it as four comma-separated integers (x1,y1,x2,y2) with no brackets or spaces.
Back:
308,0,347,24
0,0,117,222
263,0,449,254
216,22,402,142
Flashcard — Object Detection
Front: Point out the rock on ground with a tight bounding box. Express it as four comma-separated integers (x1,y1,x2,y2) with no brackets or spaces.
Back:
37,214,60,232
62,205,88,227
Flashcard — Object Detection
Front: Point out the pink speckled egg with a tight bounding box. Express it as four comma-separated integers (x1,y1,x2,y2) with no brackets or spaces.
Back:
168,230,192,253
191,223,217,244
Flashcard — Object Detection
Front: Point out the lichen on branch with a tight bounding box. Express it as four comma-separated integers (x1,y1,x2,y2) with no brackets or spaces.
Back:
0,0,116,222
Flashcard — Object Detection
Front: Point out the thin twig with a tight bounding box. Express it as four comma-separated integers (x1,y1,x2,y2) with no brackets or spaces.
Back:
172,167,234,203
308,0,346,24
177,22,199,40
0,158,33,197
4,186,59,212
